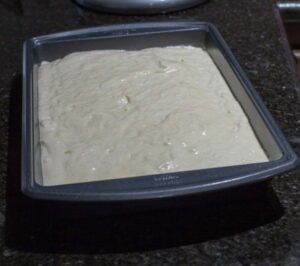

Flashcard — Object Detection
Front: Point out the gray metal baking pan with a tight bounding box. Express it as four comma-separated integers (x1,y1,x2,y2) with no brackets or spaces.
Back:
75,0,209,14
22,22,298,202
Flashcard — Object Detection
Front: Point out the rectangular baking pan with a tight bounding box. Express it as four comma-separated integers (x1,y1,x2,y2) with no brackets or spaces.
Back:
22,22,298,201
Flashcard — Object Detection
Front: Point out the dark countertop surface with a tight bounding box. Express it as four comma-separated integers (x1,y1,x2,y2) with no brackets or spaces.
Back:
1,0,300,265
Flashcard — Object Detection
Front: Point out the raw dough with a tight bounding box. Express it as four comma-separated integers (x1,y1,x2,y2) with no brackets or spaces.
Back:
38,46,268,186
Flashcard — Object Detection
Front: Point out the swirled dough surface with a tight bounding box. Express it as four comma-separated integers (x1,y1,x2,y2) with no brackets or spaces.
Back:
38,46,268,186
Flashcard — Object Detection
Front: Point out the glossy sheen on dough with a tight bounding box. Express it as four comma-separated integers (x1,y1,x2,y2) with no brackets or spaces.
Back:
38,46,268,186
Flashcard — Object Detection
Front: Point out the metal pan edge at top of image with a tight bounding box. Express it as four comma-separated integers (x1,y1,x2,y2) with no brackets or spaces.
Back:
74,0,209,14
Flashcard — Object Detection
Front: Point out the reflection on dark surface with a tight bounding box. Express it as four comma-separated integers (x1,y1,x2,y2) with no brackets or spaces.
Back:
6,75,284,254
278,3,300,79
